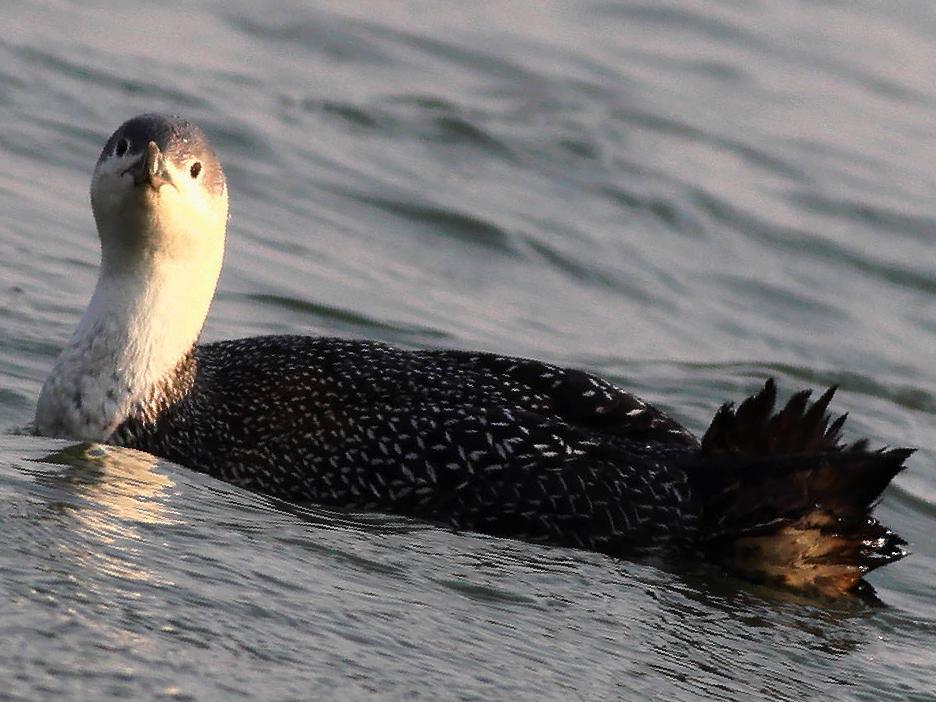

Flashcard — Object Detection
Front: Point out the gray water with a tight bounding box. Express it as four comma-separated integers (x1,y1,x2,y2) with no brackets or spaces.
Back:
1,1,935,699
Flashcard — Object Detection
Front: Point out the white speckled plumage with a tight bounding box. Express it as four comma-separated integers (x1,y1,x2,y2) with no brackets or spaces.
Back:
35,114,911,598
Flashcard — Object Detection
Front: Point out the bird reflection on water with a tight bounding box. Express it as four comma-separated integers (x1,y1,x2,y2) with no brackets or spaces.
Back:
28,443,177,584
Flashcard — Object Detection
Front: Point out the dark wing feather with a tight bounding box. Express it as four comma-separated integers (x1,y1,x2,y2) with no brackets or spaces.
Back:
419,349,700,448
139,337,699,550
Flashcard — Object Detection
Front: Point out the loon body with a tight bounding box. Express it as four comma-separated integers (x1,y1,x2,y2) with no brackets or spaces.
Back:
36,114,911,598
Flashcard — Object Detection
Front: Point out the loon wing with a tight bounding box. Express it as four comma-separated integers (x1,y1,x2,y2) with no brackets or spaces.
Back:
198,395,692,550
175,337,697,546
204,337,699,448
410,349,700,448
138,339,910,599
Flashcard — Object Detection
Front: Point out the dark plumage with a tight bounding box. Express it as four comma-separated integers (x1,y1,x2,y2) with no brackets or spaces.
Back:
111,336,911,599
38,113,911,600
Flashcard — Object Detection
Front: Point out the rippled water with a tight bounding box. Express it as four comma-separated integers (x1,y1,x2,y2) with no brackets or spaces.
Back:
1,1,935,699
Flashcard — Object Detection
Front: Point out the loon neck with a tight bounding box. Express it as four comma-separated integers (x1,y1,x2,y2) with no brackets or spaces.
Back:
35,227,222,441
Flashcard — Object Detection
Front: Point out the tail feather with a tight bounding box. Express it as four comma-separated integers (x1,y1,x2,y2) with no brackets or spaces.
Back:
701,378,851,455
693,380,912,599
723,512,905,598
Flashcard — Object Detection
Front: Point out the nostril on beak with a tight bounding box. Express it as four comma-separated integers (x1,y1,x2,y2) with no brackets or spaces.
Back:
145,141,162,177
125,141,172,190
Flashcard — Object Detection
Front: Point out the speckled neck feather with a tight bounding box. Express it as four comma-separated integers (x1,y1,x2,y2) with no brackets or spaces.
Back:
34,255,210,440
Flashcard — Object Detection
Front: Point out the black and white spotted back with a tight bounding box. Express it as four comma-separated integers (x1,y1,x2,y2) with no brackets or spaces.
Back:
114,336,702,554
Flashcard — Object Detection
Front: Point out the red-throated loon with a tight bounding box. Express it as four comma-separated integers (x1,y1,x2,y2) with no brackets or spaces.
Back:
34,113,912,599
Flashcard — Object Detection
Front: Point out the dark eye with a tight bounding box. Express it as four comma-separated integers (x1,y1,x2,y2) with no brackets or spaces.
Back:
190,162,202,179
115,139,129,157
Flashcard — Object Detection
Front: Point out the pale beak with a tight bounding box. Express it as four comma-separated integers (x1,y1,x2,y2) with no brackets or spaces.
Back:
127,141,173,190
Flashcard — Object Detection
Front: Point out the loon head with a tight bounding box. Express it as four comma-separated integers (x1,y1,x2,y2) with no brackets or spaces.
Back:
36,114,229,441
91,113,228,265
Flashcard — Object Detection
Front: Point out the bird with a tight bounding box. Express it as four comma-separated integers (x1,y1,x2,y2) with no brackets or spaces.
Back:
34,113,912,600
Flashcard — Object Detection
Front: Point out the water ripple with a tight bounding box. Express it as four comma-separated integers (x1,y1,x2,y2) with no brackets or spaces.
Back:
244,292,451,340
3,0,936,699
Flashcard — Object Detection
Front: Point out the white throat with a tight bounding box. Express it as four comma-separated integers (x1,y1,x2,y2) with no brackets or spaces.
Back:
35,144,227,441
35,251,218,440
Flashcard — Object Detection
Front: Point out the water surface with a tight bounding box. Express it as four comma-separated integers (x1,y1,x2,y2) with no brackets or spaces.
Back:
1,1,935,699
